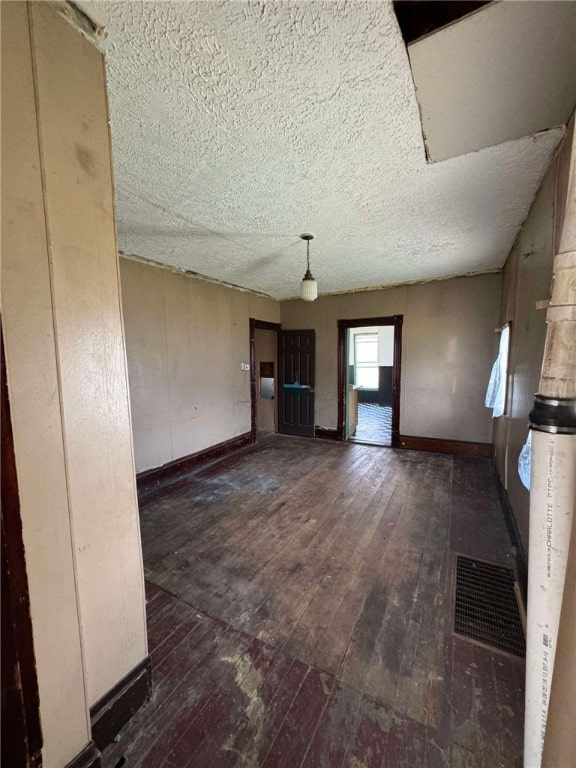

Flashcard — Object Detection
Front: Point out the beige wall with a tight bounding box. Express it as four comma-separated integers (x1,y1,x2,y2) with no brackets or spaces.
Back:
2,3,147,764
1,4,89,764
494,116,575,550
123,264,498,456
120,258,280,472
281,273,501,443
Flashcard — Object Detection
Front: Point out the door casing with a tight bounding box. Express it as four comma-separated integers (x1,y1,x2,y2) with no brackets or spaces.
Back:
337,315,403,446
249,318,281,436
1,324,43,768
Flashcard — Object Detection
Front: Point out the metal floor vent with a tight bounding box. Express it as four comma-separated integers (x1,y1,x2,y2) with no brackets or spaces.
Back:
454,556,525,657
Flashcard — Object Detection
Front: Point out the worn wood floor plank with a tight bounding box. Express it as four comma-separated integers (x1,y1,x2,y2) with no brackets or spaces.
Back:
102,436,524,768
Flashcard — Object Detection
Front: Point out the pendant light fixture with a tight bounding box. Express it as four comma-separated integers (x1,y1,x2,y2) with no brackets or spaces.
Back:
299,233,318,301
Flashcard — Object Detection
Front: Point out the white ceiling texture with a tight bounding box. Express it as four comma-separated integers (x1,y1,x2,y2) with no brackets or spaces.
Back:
84,0,575,300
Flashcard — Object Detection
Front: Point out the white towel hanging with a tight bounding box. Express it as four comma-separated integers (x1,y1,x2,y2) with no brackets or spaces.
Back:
485,325,509,418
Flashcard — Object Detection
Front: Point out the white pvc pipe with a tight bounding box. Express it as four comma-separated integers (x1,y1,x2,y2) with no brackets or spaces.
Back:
524,430,576,767
529,118,576,766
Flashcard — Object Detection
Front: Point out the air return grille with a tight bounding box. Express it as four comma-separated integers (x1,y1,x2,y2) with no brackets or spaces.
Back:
454,556,525,657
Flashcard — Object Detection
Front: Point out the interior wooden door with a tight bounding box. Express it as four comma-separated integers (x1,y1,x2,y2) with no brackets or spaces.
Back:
278,329,315,437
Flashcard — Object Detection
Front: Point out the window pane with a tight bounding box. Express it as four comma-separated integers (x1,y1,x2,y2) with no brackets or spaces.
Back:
355,336,378,363
356,367,379,389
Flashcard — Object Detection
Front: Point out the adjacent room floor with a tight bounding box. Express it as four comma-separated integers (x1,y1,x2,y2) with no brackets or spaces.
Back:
103,435,524,768
352,404,393,445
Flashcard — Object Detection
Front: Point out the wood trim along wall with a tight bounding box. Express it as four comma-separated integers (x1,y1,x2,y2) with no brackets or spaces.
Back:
337,316,403,446
136,431,256,504
314,427,340,441
391,319,403,445
249,318,281,435
1,321,43,768
89,657,151,753
64,741,101,768
399,435,492,457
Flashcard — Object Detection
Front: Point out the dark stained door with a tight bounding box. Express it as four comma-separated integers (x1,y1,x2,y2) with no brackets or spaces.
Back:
278,330,315,437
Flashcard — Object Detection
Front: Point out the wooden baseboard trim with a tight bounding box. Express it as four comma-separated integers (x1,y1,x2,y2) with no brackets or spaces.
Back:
494,469,528,604
314,427,340,441
65,741,101,768
399,435,492,457
90,658,151,752
136,431,256,500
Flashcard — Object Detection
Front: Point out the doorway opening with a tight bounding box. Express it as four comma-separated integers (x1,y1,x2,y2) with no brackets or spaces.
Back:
250,319,281,438
337,316,403,447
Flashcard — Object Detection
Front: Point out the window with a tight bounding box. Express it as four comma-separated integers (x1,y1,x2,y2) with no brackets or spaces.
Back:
355,333,379,389
485,324,510,418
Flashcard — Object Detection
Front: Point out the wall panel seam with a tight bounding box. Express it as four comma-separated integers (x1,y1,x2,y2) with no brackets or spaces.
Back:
26,0,91,737
102,56,148,649
161,271,174,462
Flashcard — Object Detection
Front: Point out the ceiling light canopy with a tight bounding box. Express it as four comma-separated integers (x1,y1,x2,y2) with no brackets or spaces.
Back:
300,233,317,302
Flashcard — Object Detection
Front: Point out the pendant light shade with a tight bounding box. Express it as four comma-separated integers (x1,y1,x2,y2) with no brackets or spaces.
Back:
300,271,318,301
299,233,318,301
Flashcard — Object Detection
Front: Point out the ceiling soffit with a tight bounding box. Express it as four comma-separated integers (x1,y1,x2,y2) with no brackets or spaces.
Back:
408,1,576,162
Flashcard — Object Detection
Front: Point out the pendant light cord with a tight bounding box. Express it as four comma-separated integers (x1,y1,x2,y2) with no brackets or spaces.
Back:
299,233,317,300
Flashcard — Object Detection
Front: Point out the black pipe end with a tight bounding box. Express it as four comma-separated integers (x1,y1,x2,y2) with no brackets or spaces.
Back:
529,395,576,434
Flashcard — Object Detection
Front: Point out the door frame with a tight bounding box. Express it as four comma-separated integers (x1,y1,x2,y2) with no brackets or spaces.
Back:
249,318,282,436
1,323,43,767
337,315,403,447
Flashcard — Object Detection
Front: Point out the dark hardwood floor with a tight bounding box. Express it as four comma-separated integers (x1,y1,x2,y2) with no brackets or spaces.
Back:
103,435,524,768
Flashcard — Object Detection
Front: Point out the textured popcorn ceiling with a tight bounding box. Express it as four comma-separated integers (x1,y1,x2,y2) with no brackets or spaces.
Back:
85,0,564,299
